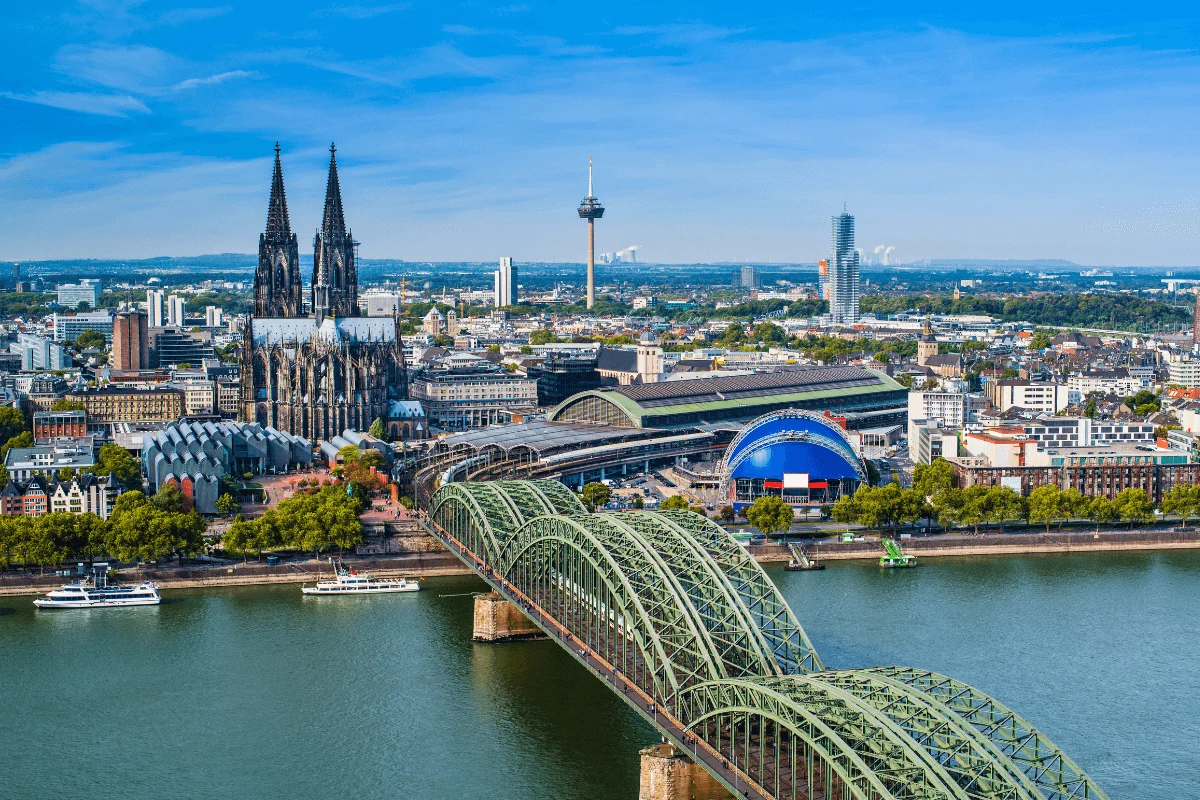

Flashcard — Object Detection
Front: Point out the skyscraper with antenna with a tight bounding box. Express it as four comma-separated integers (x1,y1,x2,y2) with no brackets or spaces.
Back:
577,157,605,309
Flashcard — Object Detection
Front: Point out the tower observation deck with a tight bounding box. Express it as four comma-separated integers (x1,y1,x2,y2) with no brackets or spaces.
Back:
577,157,605,310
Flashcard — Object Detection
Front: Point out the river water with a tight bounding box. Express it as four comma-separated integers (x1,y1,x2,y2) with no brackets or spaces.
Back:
2,550,1197,800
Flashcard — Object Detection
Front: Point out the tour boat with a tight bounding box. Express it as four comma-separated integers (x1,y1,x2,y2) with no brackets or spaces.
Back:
34,576,161,609
301,562,420,595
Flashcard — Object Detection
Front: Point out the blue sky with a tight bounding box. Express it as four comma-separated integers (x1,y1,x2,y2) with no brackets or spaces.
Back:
3,2,1200,265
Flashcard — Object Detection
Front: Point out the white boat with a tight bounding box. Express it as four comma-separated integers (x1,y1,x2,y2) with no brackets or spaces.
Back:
301,562,419,595
34,575,160,609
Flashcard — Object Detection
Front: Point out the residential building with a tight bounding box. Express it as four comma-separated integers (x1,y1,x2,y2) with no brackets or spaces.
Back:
987,379,1069,414
4,441,96,481
909,420,960,464
216,379,241,417
1021,417,1155,448
906,389,967,448
66,386,184,424
112,310,150,370
494,257,518,307
167,294,186,326
146,289,165,327
52,311,113,344
56,279,101,309
411,364,538,430
828,211,860,324
1067,368,1138,402
739,265,758,290
1169,359,1200,388
181,380,215,415
631,296,656,310
32,410,87,442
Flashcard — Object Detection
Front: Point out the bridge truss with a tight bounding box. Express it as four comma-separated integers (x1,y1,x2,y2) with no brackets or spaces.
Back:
428,480,1108,800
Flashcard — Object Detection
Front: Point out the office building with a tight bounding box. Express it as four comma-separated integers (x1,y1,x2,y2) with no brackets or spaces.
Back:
494,257,518,307
112,310,149,370
411,364,538,430
148,327,217,368
1169,359,1200,388
56,279,101,309
11,334,71,371
364,293,400,317
52,311,113,344
146,289,165,327
4,441,96,481
828,211,860,324
205,306,224,328
987,380,1069,414
167,294,186,327
526,356,601,407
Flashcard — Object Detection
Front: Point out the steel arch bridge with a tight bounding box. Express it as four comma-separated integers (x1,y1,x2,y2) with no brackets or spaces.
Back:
427,480,1108,800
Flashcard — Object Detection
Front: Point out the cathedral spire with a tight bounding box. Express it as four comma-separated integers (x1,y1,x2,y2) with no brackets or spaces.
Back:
322,142,346,238
265,142,291,238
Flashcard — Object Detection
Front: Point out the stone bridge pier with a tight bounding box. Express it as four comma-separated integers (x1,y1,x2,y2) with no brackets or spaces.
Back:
639,744,733,800
471,591,545,642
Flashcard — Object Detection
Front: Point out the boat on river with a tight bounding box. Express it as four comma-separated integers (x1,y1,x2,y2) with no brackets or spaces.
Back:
34,574,160,609
301,561,420,595
879,538,917,568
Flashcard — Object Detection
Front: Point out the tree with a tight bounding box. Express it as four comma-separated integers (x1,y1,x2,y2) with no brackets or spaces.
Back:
368,418,386,439
632,496,644,509
580,481,611,511
0,407,25,443
912,458,954,497
1028,484,1063,533
94,443,142,490
1087,496,1118,532
75,330,107,350
151,482,185,513
718,504,735,523
55,467,77,481
983,486,1025,533
1113,488,1154,529
223,516,255,562
215,493,240,516
659,495,690,511
529,329,560,345
1029,331,1052,351
744,495,794,535
1161,484,1200,527
1,431,33,462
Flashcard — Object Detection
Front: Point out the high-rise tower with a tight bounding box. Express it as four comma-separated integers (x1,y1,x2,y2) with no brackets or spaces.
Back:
829,210,860,325
1193,291,1200,349
254,144,303,318
577,157,605,310
312,144,359,321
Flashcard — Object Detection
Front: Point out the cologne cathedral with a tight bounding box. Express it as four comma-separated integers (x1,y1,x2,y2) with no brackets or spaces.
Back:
240,144,408,442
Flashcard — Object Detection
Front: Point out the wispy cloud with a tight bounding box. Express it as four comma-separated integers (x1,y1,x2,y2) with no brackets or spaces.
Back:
1,90,150,117
156,6,231,26
311,3,410,20
53,44,179,93
612,23,750,46
172,70,254,91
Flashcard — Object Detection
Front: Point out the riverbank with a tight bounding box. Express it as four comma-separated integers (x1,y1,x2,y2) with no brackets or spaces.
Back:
0,552,473,597
749,528,1200,562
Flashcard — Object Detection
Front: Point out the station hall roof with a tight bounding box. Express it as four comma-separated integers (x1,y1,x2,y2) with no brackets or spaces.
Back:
438,420,655,457
550,366,906,428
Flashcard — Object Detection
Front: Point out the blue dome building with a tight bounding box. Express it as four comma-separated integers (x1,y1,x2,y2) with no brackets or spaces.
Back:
718,409,867,510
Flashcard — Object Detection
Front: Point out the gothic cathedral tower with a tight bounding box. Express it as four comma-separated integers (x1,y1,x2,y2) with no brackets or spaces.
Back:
312,144,358,320
253,144,303,318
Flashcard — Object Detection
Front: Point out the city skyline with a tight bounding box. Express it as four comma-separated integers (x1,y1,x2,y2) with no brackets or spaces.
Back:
5,5,1200,265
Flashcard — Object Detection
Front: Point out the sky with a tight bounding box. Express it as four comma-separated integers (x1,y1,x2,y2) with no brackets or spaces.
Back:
4,2,1200,265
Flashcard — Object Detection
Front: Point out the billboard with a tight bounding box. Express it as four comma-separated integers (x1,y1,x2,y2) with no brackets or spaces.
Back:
783,472,810,489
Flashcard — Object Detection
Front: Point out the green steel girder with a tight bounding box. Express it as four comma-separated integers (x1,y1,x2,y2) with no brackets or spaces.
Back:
617,511,782,679
658,510,823,674
680,677,957,800
809,671,1044,800
865,668,1110,800
527,479,588,515
501,514,719,699
429,482,516,565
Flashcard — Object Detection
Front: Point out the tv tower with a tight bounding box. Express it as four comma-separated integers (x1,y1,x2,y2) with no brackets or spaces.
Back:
577,156,605,309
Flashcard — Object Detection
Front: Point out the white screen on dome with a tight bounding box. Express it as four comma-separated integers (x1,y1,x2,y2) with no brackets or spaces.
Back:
783,473,809,489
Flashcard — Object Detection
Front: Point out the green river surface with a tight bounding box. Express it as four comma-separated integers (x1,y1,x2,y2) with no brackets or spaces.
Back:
2,550,1197,800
